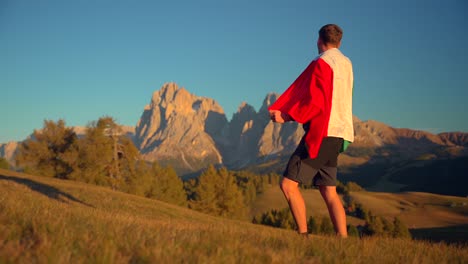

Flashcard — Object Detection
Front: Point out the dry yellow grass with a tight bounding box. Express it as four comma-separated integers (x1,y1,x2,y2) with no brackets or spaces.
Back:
253,185,468,228
1,168,467,263
350,191,468,228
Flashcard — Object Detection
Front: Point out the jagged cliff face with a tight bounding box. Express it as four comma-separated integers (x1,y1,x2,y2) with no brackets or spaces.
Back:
134,83,228,174
257,93,303,158
132,85,307,172
209,93,304,169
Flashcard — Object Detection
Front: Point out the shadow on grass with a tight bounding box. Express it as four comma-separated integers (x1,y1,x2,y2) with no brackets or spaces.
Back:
0,174,93,208
410,224,468,245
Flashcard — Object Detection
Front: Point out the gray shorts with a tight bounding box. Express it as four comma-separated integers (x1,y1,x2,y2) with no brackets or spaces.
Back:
283,137,343,186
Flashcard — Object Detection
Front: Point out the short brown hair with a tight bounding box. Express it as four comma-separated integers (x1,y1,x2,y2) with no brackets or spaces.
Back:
319,24,343,46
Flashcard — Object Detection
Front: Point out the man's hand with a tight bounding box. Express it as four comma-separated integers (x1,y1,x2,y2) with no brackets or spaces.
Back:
269,110,291,123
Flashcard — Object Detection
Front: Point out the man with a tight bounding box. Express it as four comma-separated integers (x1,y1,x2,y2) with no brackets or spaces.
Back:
268,24,353,237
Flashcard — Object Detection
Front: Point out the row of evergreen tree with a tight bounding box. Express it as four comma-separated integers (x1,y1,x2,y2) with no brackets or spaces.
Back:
11,118,281,218
254,208,357,236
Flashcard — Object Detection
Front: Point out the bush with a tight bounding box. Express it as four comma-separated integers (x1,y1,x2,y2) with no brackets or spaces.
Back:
258,208,296,230
347,225,360,237
0,157,10,170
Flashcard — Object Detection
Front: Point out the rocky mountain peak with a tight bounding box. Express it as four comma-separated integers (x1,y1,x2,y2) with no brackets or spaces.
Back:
234,102,256,119
151,82,179,105
259,93,279,114
135,83,227,174
0,141,18,166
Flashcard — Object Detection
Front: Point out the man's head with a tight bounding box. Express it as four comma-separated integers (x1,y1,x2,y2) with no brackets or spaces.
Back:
317,24,343,53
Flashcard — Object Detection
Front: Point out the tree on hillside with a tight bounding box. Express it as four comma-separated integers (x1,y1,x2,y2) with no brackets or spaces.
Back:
259,208,296,230
307,216,321,234
215,167,246,218
355,203,370,221
16,119,78,178
392,217,412,239
363,213,385,236
232,170,268,206
320,216,335,235
0,157,10,170
67,117,140,189
347,224,360,237
336,180,347,194
146,162,187,207
343,193,357,213
190,165,246,219
189,165,218,215
382,217,394,236
67,117,119,185
306,215,335,235
125,160,153,196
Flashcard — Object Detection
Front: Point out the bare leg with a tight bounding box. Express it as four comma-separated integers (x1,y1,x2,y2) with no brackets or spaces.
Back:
280,177,307,233
319,186,347,237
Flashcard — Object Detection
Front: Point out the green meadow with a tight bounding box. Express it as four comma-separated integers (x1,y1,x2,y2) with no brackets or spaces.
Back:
1,168,467,263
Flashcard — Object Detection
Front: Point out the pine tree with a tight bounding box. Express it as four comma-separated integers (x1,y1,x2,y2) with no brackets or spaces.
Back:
320,216,335,235
215,167,246,218
364,214,385,236
0,157,10,170
343,193,356,213
382,217,394,237
148,163,187,207
307,216,321,234
260,211,275,227
347,225,360,237
16,119,78,178
232,170,257,206
190,165,219,215
190,166,246,219
392,217,412,239
259,208,296,230
355,203,370,221
126,160,153,196
68,116,140,190
68,117,116,185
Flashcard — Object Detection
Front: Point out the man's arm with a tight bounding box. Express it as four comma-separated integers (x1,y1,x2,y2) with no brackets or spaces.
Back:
269,110,293,123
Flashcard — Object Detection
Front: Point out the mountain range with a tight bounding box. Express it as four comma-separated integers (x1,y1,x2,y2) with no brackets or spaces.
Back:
2,83,467,195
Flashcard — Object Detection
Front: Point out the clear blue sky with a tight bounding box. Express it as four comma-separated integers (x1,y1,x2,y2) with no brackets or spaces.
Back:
1,0,467,143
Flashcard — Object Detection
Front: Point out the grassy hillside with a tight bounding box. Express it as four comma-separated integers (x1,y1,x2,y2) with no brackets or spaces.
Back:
251,185,365,226
253,186,468,243
0,168,467,263
337,155,468,197
388,156,468,196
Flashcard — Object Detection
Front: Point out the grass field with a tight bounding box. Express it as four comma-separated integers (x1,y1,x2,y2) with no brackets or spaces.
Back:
250,185,365,226
252,186,468,243
1,168,467,263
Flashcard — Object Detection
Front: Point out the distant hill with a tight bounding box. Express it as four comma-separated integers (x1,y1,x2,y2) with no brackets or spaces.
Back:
387,156,468,196
1,168,467,262
2,82,467,195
